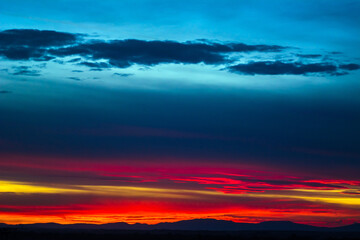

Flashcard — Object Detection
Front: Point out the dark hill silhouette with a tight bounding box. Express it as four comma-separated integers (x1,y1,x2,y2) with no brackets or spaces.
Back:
1,219,359,232
155,219,252,231
255,221,320,231
333,223,360,232
0,223,8,228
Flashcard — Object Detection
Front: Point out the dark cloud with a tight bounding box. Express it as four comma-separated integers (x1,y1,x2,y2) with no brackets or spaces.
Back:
11,66,41,76
89,68,104,71
296,54,322,58
0,90,11,94
68,77,81,81
50,39,286,68
113,73,133,77
0,29,359,77
342,191,360,195
0,29,285,68
0,29,77,47
0,46,47,60
79,61,111,68
227,61,356,76
339,64,360,71
0,29,78,61
68,58,82,63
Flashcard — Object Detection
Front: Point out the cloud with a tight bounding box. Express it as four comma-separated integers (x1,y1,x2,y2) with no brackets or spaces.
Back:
50,39,286,68
11,66,41,76
0,155,355,193
0,90,11,94
339,64,360,71
1,29,284,67
68,58,82,63
342,191,360,195
79,61,111,68
0,29,77,60
0,47,48,61
68,77,81,81
296,54,322,58
1,29,359,77
0,29,77,47
113,73,133,77
227,61,355,76
173,176,350,194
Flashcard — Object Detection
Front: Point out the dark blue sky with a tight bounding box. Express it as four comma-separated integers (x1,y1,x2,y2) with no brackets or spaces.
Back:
1,0,360,176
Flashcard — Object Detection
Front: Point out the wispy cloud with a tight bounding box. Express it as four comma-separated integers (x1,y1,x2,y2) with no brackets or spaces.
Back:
11,66,41,76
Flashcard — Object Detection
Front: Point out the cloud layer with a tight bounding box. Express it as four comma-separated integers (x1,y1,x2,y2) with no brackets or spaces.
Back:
1,29,359,77
228,61,360,76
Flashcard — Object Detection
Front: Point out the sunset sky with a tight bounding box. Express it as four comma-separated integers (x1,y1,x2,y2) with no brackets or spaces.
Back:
0,0,360,227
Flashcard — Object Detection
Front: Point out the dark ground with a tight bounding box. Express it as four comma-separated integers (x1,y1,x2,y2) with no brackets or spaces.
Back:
1,229,360,240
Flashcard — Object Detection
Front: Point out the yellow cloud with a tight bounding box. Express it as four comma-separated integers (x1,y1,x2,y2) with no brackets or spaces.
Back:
0,180,82,194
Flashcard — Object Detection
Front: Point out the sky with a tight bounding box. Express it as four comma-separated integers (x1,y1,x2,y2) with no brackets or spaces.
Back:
0,0,360,227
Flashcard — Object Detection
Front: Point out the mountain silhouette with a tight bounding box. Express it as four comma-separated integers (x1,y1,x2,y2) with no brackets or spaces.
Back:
333,223,360,232
254,221,320,231
1,219,359,232
155,219,252,231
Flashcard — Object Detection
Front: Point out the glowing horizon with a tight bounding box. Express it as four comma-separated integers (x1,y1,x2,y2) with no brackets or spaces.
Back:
1,156,360,227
